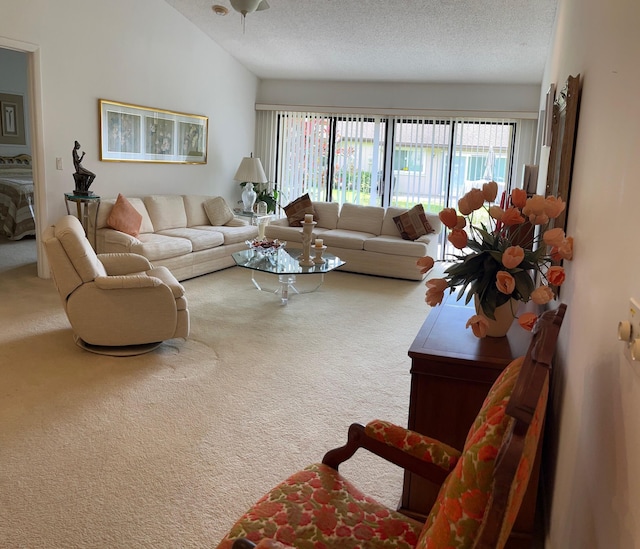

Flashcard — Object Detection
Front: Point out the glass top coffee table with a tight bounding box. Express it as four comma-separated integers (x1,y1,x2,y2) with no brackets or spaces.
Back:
232,247,345,304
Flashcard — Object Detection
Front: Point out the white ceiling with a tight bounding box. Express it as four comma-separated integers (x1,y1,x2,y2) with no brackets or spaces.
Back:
164,0,558,85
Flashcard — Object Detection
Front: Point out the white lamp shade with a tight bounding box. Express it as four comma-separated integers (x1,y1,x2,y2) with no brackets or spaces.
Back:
234,156,268,184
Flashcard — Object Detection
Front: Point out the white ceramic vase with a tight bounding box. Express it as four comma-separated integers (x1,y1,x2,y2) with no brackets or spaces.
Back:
241,183,257,213
473,295,517,337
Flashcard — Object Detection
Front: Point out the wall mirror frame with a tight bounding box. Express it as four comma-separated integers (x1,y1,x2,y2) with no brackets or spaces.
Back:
545,74,581,232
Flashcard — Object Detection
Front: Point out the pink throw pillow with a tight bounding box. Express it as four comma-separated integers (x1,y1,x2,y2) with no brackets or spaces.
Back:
106,194,143,237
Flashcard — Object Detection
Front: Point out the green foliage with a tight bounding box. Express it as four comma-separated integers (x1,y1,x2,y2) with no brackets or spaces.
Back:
444,224,546,320
256,188,279,214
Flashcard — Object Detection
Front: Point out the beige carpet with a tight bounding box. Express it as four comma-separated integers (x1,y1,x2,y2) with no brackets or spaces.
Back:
0,255,438,548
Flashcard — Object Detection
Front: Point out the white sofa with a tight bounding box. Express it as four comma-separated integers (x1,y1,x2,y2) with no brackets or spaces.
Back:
265,202,442,281
95,194,258,281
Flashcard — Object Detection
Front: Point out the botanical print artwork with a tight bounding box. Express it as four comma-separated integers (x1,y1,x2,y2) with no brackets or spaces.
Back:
179,122,205,157
100,99,207,163
107,111,141,153
145,117,174,155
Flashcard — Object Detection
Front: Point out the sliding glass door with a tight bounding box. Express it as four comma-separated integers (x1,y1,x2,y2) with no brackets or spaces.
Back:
258,110,521,259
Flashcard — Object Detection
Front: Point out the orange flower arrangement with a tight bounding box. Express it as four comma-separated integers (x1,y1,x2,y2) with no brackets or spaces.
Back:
417,181,573,337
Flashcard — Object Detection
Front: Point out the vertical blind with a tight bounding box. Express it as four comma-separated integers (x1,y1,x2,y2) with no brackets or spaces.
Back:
254,110,533,259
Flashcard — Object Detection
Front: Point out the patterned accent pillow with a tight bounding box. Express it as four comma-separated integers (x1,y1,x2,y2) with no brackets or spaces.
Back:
204,196,235,226
393,204,435,240
106,193,143,237
283,193,314,227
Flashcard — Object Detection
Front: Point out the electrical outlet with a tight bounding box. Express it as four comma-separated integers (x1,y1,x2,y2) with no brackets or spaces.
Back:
56,157,63,170
618,298,640,362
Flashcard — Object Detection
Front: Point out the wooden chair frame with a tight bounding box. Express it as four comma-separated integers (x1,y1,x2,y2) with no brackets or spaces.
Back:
230,304,566,549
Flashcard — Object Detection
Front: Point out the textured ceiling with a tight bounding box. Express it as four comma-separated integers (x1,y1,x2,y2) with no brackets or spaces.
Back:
163,0,558,85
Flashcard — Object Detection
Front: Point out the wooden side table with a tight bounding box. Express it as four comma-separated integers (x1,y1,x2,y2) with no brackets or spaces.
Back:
400,292,540,549
64,193,101,249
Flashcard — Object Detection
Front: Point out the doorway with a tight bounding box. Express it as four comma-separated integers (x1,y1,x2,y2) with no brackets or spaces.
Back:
0,37,46,278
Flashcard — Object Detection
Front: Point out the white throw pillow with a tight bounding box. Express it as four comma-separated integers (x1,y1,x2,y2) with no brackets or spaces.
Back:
204,197,235,226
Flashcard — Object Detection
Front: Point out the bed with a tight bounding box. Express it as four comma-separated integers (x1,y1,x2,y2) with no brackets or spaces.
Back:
0,154,35,240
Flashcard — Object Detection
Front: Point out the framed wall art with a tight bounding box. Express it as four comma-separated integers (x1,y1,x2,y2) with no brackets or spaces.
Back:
542,83,555,147
99,99,208,164
545,74,581,232
0,93,26,145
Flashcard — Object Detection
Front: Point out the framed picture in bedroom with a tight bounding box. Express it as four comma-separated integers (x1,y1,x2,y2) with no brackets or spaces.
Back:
99,99,208,164
0,93,26,145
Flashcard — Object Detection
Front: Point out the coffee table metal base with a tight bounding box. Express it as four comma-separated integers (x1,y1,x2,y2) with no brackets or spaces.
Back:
251,271,325,304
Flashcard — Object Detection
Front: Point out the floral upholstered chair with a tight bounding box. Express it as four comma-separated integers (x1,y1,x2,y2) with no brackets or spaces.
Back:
216,305,566,549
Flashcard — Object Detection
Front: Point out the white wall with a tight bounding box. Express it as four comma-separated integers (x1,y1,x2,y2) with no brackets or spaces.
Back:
0,0,258,263
0,48,31,156
257,80,541,116
541,0,640,547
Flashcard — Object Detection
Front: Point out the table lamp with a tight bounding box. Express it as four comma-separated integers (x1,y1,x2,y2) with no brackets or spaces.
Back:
234,154,268,213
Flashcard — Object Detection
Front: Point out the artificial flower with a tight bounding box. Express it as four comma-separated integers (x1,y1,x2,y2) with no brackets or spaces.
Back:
500,207,525,226
417,183,574,337
482,181,498,202
511,188,527,208
439,208,458,229
531,285,554,305
417,256,435,274
543,227,565,247
458,196,472,216
448,228,468,250
502,246,524,269
425,278,448,307
466,188,485,212
466,314,490,338
518,312,538,331
551,236,574,261
489,206,504,221
544,196,566,219
547,265,566,286
496,271,516,295
522,194,545,216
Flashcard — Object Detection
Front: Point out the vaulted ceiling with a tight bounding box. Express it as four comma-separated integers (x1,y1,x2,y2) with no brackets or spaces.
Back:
164,0,558,85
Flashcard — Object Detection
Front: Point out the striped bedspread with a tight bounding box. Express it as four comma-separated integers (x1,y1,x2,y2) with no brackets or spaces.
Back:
0,169,35,240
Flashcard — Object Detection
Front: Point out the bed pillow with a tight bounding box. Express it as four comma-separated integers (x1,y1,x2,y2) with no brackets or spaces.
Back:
393,204,435,240
204,196,235,226
106,193,143,237
284,193,315,227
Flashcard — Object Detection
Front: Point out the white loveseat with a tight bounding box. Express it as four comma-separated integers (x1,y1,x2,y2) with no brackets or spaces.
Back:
95,194,258,281
265,202,442,281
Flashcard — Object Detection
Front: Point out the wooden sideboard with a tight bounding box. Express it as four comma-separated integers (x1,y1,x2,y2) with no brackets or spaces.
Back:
400,292,541,548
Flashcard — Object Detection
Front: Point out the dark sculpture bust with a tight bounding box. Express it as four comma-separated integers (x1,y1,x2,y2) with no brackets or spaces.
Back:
72,140,96,195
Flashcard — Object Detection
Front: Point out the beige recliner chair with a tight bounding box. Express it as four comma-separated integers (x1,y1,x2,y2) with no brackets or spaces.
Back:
42,215,189,354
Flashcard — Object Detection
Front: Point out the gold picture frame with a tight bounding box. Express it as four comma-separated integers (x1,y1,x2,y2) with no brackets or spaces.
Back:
99,99,208,164
545,74,581,232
